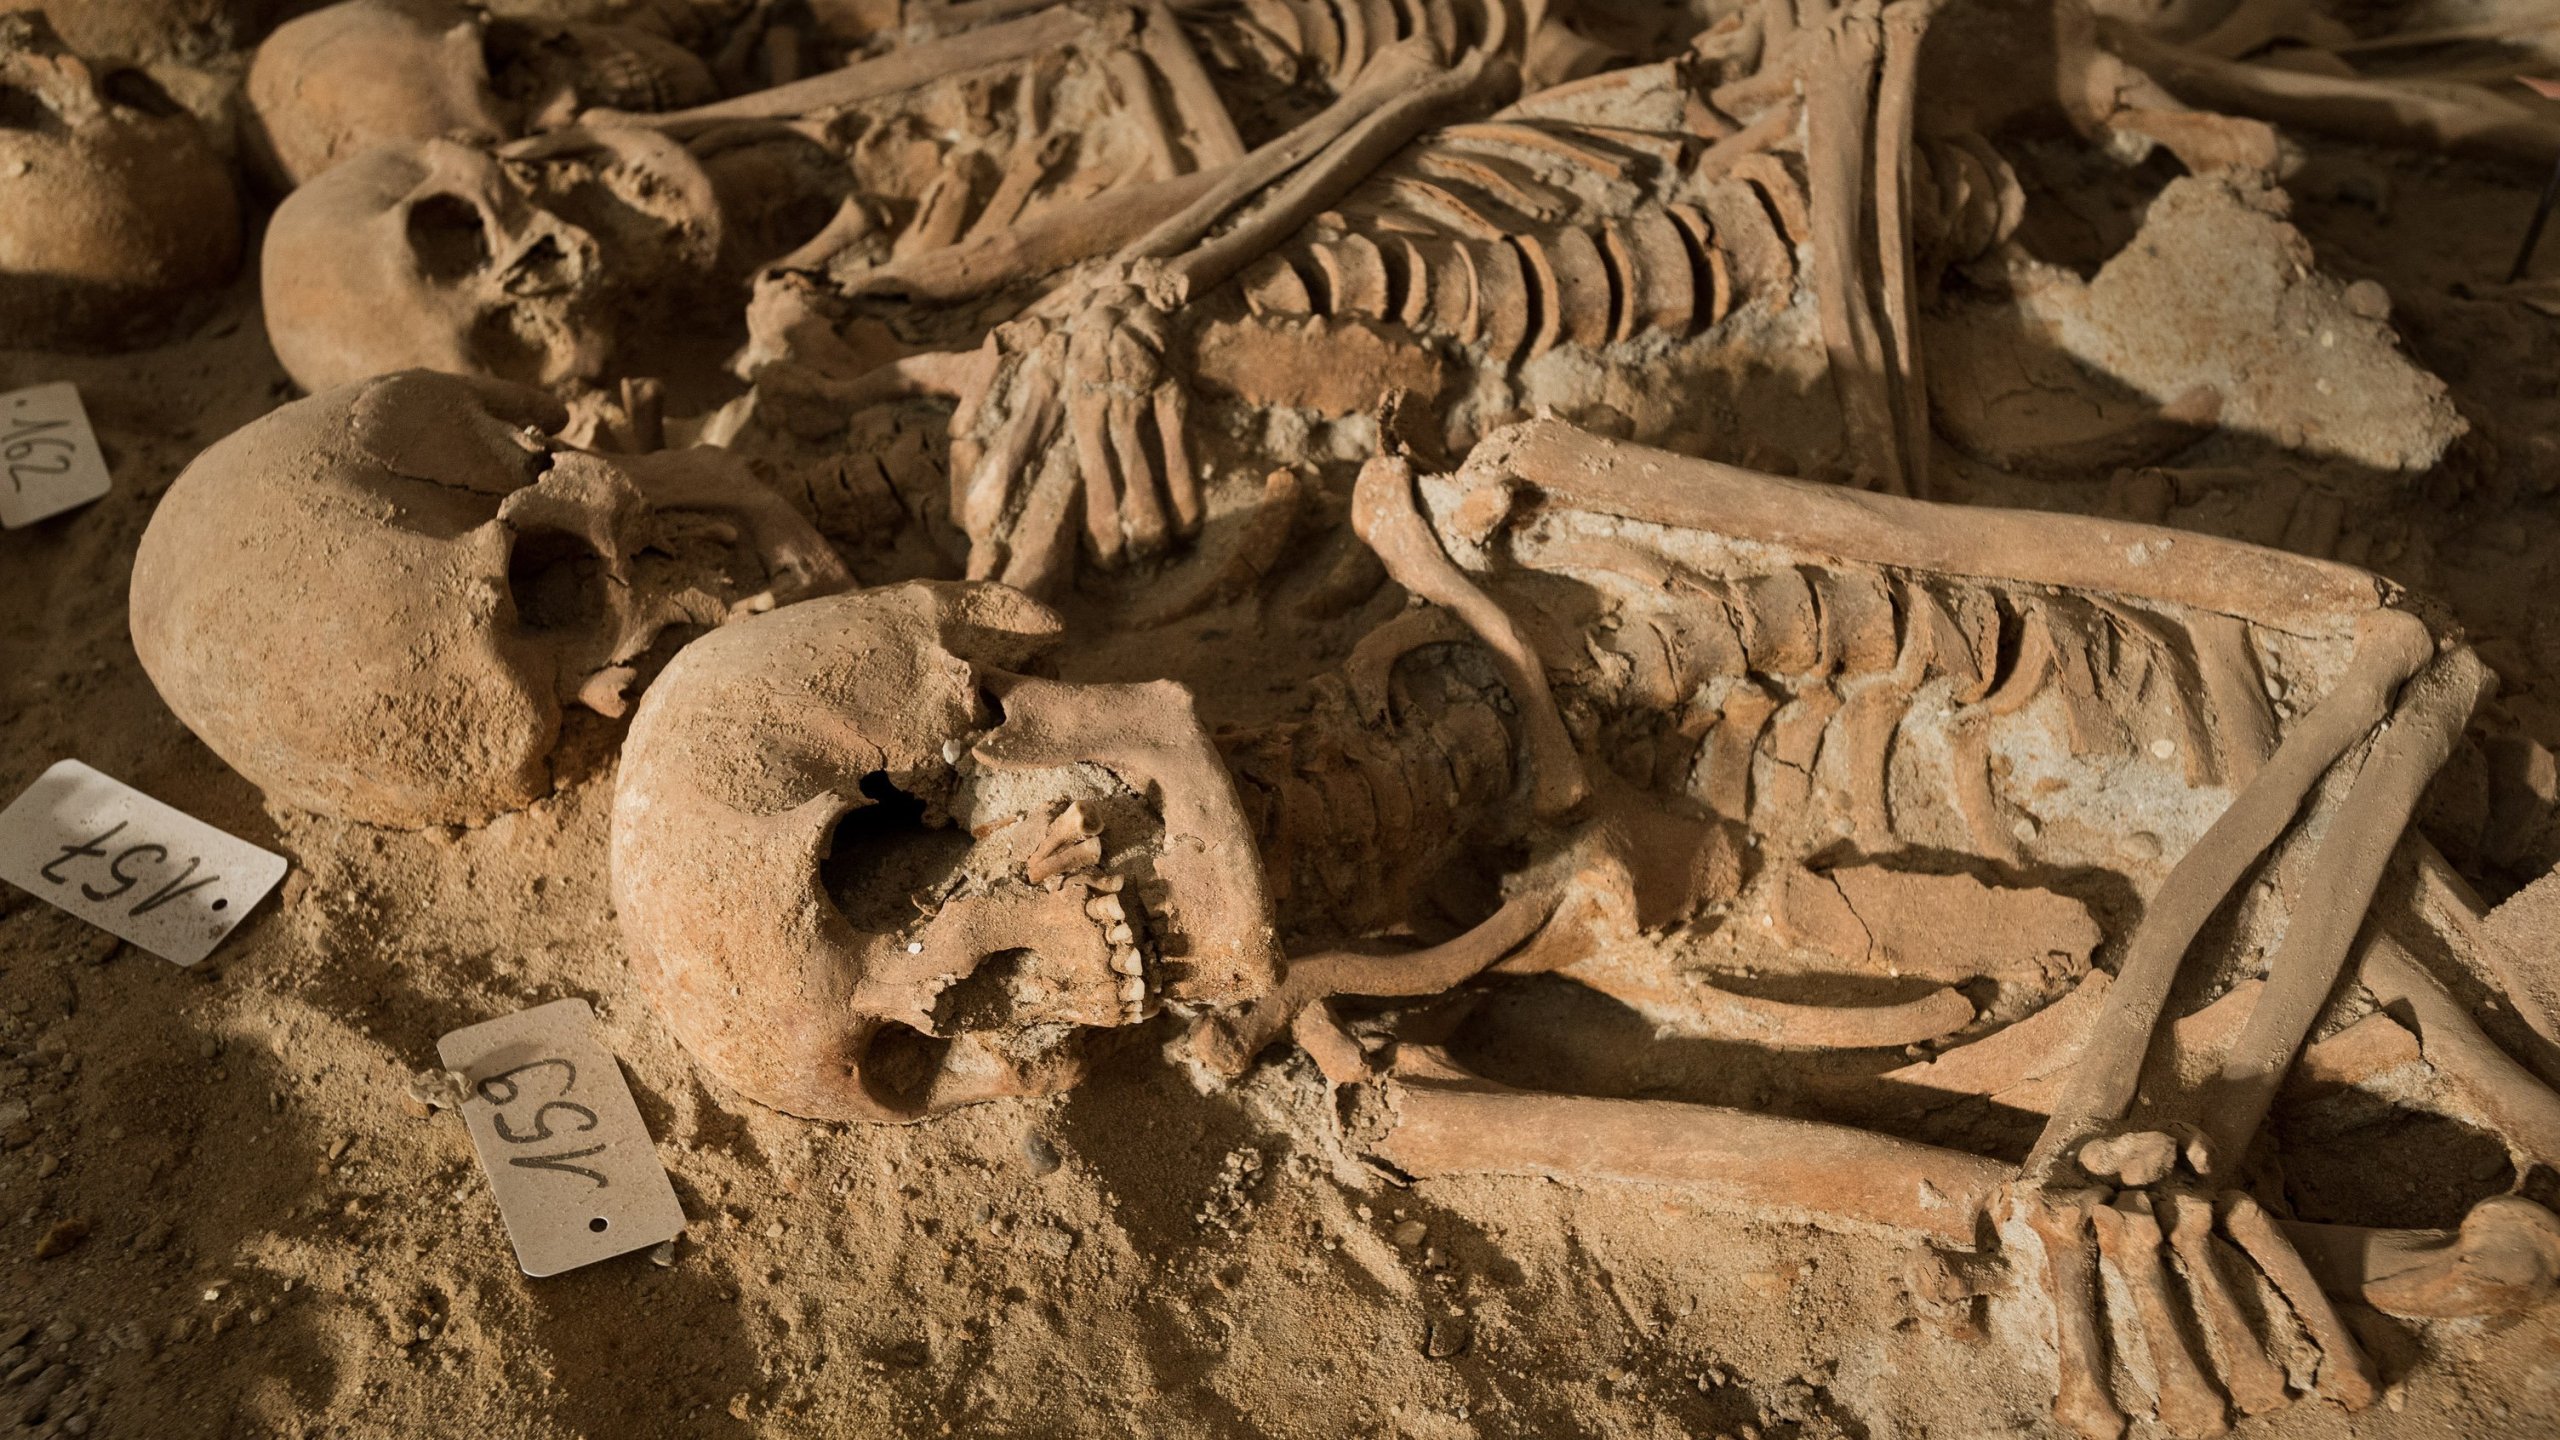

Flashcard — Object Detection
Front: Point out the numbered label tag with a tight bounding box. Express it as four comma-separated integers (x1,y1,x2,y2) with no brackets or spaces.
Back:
0,760,287,967
0,383,112,528
438,998,686,1277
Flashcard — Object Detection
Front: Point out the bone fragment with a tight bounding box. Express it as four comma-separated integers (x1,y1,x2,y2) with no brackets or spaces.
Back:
2200,646,2492,1166
1361,1048,2009,1248
2077,1132,2177,1188
2019,1191,2129,1440
2281,1196,2560,1321
2220,1194,2378,1411
2089,1196,2228,1437
2160,1192,2292,1417
2026,609,2434,1177
1352,453,1588,817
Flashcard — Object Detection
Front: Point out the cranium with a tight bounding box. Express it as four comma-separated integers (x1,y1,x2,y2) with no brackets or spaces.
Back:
246,0,510,186
611,584,1280,1121
0,12,240,348
246,0,715,186
129,370,850,828
261,124,722,393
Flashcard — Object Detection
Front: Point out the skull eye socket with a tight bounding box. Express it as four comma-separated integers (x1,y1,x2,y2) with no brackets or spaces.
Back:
820,772,970,933
506,525,608,634
406,193,492,283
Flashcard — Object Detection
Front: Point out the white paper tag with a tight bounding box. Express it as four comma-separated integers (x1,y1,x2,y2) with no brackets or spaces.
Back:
0,760,288,967
438,999,686,1277
0,383,113,528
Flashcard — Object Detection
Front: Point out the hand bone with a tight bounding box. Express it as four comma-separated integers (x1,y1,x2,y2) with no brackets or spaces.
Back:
950,280,1202,592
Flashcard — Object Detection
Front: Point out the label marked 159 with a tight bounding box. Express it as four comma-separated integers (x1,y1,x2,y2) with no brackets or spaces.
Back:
438,999,686,1277
0,383,112,529
0,760,287,966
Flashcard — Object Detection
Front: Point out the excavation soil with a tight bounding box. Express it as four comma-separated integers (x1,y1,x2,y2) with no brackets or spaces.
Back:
6,117,2560,1440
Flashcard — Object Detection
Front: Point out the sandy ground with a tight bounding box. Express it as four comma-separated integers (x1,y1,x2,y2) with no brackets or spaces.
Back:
10,19,2560,1440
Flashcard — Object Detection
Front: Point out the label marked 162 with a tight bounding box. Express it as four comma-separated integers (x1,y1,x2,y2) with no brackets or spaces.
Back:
0,760,287,966
438,999,686,1277
0,383,113,529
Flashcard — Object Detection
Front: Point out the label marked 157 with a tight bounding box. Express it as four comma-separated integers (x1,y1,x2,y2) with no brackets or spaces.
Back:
438,999,686,1277
0,383,112,529
0,760,287,966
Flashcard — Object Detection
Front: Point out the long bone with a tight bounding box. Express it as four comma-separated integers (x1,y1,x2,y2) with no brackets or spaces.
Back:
1355,1046,2560,1322
1795,0,1906,495
2102,23,2560,165
2025,608,2435,1177
2198,646,2494,1168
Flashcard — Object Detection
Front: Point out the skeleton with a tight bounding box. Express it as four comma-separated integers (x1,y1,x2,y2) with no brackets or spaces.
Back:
246,0,718,185
129,370,849,828
257,2,1245,395
0,12,241,349
1281,421,2557,1438
610,413,2560,1433
736,0,2047,600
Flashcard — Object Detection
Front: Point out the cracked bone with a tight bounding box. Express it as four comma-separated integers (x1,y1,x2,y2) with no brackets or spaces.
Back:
2159,1192,2291,1418
2019,1190,2127,1440
2219,1193,2379,1411
2089,1195,2229,1438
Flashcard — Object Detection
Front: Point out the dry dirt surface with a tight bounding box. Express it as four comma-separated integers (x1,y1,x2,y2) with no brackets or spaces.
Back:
8,1,2560,1438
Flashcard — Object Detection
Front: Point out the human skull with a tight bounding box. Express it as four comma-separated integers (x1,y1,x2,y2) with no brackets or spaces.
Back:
262,124,722,393
611,584,1281,1121
246,0,716,186
247,0,510,186
16,0,269,64
0,12,240,348
130,370,850,828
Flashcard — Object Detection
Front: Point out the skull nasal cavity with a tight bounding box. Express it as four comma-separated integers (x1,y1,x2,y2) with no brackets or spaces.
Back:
406,194,491,282
858,1023,950,1115
820,772,971,933
506,527,608,634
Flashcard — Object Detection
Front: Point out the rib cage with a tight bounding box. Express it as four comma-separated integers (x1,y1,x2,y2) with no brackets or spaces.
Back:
1180,0,1539,90
1236,118,1803,362
1512,544,2288,870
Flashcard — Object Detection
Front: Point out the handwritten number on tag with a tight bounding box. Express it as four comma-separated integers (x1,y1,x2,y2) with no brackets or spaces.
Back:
39,819,229,915
5,415,75,492
476,1058,613,1189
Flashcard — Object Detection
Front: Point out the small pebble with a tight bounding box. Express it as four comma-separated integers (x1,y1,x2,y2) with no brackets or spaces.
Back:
33,1219,87,1260
1391,1220,1428,1249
